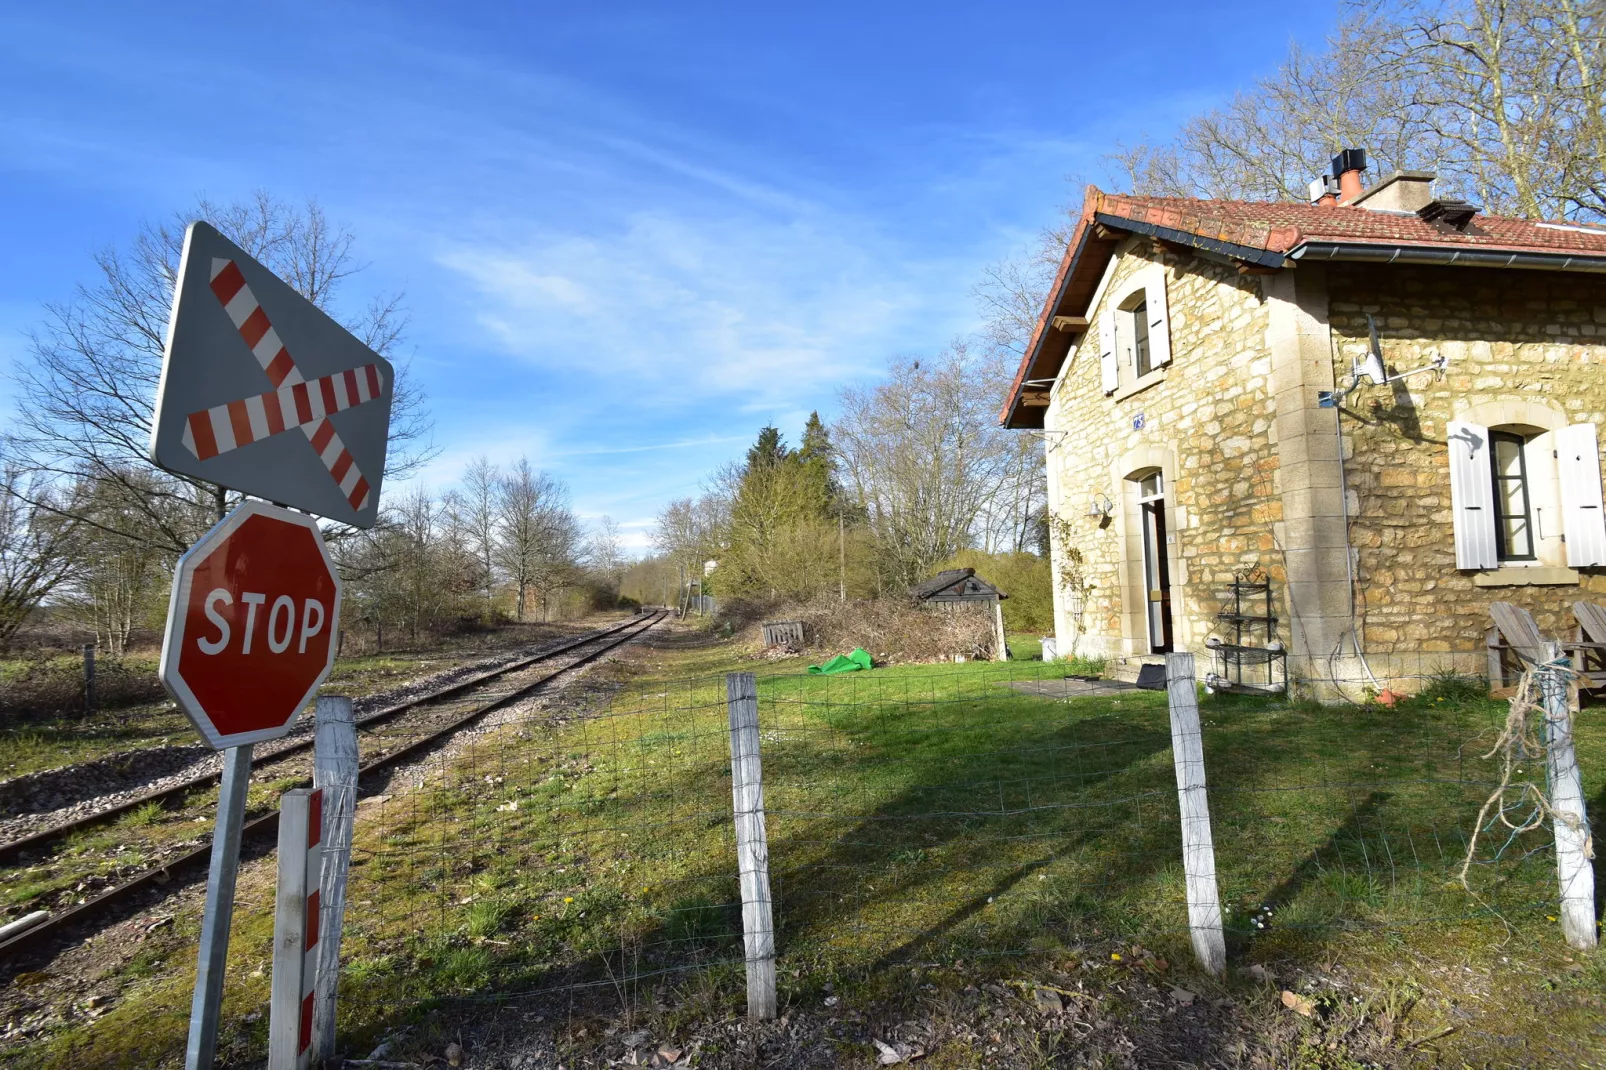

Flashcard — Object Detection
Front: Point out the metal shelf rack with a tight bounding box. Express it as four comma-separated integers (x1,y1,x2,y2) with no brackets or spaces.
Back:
1209,570,1287,694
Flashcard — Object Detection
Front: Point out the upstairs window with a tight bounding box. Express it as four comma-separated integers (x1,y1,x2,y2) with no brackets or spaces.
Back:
1097,266,1171,396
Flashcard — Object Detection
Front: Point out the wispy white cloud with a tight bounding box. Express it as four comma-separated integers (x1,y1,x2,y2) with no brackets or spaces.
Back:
550,434,752,458
436,207,955,412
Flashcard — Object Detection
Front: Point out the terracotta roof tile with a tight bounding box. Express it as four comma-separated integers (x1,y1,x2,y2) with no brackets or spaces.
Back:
1095,191,1606,257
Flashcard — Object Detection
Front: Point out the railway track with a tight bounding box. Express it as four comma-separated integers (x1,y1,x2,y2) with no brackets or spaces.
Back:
0,610,666,961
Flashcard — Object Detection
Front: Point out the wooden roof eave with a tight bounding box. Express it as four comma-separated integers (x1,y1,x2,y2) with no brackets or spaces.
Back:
1000,207,1119,429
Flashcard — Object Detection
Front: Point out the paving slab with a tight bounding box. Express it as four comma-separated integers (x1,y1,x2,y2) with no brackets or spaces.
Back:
1003,677,1143,700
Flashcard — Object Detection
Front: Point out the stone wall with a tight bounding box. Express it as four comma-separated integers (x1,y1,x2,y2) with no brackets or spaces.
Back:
1326,263,1606,669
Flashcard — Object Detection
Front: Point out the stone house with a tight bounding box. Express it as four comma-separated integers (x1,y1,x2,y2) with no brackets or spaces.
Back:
1000,152,1606,692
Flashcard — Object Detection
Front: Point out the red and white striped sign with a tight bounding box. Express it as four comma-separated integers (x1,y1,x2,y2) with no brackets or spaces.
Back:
181,363,383,461
198,259,378,512
270,787,324,1070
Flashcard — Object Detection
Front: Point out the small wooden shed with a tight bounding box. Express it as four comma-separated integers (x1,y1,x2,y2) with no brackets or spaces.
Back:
910,568,1009,660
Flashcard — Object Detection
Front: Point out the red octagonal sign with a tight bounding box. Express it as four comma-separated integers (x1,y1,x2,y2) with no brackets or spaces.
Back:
160,501,343,749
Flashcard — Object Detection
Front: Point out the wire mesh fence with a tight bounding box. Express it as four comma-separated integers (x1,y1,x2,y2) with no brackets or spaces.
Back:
755,666,1189,970
750,648,1599,972
337,675,749,1023
21,643,1601,1067
1190,648,1589,941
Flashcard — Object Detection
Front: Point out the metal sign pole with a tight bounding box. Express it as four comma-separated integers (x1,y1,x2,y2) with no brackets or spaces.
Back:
185,744,254,1070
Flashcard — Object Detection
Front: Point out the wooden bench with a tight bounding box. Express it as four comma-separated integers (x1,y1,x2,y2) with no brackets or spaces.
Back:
1571,601,1606,687
1486,601,1606,692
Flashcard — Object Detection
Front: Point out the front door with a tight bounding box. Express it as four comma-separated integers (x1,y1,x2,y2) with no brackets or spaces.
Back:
1138,471,1174,653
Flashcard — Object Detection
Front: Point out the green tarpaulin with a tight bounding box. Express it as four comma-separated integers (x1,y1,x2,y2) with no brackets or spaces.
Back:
807,648,873,675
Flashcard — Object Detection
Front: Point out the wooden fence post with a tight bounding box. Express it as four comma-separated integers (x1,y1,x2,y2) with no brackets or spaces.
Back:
726,672,777,1019
1539,642,1598,950
1163,652,1226,977
312,696,359,1060
269,787,323,1070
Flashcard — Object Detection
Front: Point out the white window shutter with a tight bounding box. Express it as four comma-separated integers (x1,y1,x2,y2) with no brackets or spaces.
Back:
1526,429,1561,548
1146,269,1172,366
1099,313,1117,395
1446,420,1498,569
1557,423,1606,567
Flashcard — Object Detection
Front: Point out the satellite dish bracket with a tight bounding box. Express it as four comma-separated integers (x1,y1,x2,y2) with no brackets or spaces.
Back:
1321,313,1448,406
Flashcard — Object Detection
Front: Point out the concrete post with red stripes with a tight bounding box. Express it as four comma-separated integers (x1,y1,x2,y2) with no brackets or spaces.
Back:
269,788,324,1070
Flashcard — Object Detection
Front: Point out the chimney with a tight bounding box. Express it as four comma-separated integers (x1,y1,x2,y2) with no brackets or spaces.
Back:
1332,148,1367,203
1307,174,1339,207
1351,170,1438,213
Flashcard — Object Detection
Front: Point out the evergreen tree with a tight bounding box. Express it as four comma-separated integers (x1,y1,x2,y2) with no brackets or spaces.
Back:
796,411,839,516
722,422,842,600
745,426,788,471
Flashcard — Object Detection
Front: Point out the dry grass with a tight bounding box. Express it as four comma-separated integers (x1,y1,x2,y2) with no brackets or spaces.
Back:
725,596,1001,664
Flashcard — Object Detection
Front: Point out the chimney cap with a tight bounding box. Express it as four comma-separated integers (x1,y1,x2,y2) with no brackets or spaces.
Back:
1307,175,1340,204
1331,148,1367,177
1418,197,1481,231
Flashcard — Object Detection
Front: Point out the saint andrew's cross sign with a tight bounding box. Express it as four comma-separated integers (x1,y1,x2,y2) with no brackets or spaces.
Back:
150,222,394,528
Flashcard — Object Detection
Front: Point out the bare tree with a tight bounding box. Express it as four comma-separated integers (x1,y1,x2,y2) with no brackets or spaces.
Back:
0,456,80,653
55,471,170,656
833,344,1039,590
334,483,479,649
974,213,1081,360
1107,1,1606,220
495,459,578,621
8,192,436,555
652,483,731,596
586,516,626,590
449,455,502,619
1396,0,1606,219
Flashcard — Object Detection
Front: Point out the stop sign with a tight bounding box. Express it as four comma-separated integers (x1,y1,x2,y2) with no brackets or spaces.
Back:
160,501,343,749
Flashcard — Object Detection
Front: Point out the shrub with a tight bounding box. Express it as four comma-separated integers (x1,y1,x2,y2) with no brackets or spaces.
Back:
1056,654,1108,677
1410,668,1489,706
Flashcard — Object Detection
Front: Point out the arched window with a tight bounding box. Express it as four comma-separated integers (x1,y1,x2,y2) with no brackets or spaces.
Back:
1120,291,1153,378
1488,429,1536,562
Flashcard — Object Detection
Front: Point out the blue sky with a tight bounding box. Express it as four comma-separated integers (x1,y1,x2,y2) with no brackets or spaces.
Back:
0,1,1334,551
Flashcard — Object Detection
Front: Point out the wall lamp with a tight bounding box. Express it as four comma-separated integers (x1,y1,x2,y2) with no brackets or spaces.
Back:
1085,494,1114,519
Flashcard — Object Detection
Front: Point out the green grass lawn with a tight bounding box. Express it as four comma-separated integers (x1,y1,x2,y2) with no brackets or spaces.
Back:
15,635,1602,1068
